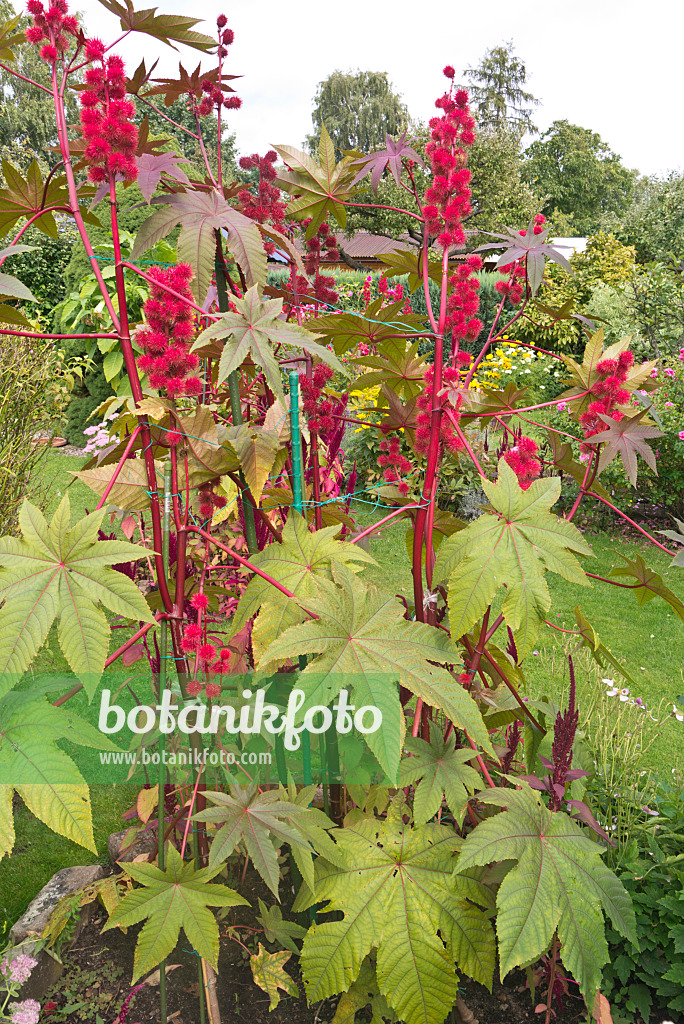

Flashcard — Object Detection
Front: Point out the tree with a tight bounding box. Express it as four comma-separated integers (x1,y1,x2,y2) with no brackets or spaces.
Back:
463,41,539,132
306,70,408,161
0,0,79,174
618,172,684,263
523,120,636,236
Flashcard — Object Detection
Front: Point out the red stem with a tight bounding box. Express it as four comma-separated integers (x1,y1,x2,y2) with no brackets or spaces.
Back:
122,262,217,319
586,491,672,552
0,330,119,340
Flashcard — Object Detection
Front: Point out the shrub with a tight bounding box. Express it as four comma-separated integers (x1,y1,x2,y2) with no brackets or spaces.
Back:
0,337,74,533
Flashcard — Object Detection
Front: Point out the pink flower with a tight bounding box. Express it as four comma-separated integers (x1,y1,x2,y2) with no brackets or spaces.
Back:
665,367,675,377
556,401,567,411
679,431,684,441
650,368,659,377
666,401,674,408
7,1000,41,1024
679,349,684,361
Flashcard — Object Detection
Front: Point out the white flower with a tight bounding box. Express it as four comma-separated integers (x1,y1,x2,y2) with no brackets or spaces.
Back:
672,704,684,722
606,685,630,701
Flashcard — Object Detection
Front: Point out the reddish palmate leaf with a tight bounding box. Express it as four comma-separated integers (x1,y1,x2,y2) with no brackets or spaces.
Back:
347,131,424,192
584,410,662,485
142,62,239,105
476,217,573,296
609,553,684,623
274,126,358,239
136,152,191,203
96,0,216,51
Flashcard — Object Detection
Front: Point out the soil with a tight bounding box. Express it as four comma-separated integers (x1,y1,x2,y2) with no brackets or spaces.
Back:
42,864,592,1024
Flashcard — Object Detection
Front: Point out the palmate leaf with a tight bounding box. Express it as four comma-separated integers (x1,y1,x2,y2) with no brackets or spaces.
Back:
261,483,356,530
274,126,359,238
0,687,121,856
193,783,336,896
193,285,346,399
131,191,266,300
0,496,154,697
256,898,307,954
0,13,25,62
73,458,163,512
584,411,662,486
434,459,592,657
250,944,299,1010
259,564,493,780
475,218,573,296
347,131,424,191
331,957,398,1024
572,607,638,688
378,248,443,294
558,329,656,418
659,516,684,568
456,784,637,1006
142,62,238,104
231,511,374,661
0,159,69,239
399,726,481,826
297,805,496,1024
224,423,286,504
544,431,609,501
135,151,190,203
353,339,428,401
609,554,684,623
304,298,427,356
96,0,216,51
103,842,247,982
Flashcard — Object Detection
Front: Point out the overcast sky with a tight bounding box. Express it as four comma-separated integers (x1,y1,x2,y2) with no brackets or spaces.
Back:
67,0,680,177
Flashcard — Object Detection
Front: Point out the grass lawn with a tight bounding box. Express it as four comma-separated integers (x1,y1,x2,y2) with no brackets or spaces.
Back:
2,454,682,931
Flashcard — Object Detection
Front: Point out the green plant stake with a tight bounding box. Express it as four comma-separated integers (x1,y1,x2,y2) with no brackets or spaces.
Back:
157,458,172,1023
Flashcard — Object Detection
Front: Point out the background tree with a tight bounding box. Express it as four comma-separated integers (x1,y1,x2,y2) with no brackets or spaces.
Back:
0,0,79,174
463,41,539,132
618,172,684,263
306,70,408,160
523,120,636,236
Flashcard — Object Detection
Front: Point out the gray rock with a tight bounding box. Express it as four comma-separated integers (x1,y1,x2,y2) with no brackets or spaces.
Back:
9,864,106,945
107,827,157,863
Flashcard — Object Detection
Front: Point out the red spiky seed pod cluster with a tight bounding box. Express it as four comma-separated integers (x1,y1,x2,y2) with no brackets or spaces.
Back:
495,261,527,306
579,350,634,447
414,364,470,457
446,254,483,344
196,481,227,522
423,74,476,252
238,152,287,254
197,15,239,115
300,219,339,305
300,363,335,433
25,0,78,60
136,264,203,398
503,435,542,490
78,52,138,183
378,435,413,495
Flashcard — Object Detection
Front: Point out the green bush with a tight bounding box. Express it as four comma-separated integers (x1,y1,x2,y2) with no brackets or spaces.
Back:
0,337,73,533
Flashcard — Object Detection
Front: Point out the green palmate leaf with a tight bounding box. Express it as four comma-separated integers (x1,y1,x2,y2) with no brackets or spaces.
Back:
434,459,591,657
544,431,609,501
224,424,287,503
231,512,374,661
0,688,121,856
103,842,247,982
97,0,216,50
304,298,427,356
456,784,637,1006
353,339,428,401
399,726,481,826
256,898,307,954
584,411,662,486
259,564,493,780
193,285,346,400
0,159,68,239
131,191,266,300
331,958,398,1024
0,13,24,62
297,804,496,1024
609,554,684,623
193,783,336,896
274,126,359,238
73,458,163,512
0,271,36,302
0,496,154,696
379,248,443,293
573,599,640,684
250,944,299,1010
